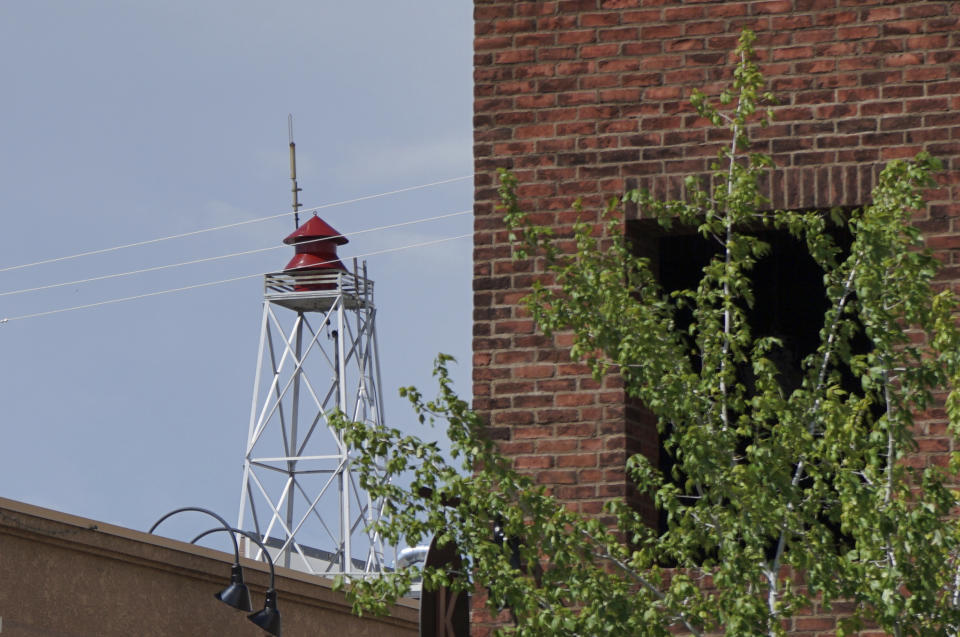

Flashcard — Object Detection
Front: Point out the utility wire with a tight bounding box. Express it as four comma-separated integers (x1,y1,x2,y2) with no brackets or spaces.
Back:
0,210,471,298
0,233,472,324
0,175,471,274
0,247,276,297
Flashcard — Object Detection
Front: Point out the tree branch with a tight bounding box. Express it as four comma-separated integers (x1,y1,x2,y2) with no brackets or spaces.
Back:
585,535,705,637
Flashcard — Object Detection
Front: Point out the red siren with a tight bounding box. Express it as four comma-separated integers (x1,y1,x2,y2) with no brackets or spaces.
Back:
283,215,348,290
283,215,348,272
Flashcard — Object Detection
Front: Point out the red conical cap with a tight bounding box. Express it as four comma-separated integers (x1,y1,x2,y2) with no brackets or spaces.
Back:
283,215,348,246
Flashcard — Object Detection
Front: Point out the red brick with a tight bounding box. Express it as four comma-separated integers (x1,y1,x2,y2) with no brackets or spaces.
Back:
582,12,621,27
494,18,536,33
474,4,513,21
515,454,553,469
475,35,513,50
538,408,580,424
492,410,535,425
513,364,555,379
837,25,881,39
515,2,557,17
538,46,577,61
555,393,595,406
494,49,536,64
537,439,579,453
865,7,901,22
794,616,836,630
772,46,814,61
638,54,683,70
883,20,923,35
599,88,642,102
644,86,683,100
557,29,596,45
887,52,924,67
580,44,620,59
815,10,857,27
907,34,950,50
535,470,577,484
905,97,950,113
706,3,748,18
753,0,792,14
514,124,556,139
556,454,598,467
580,74,619,89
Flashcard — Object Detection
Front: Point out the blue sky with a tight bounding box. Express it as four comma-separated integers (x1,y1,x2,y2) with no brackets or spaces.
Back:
0,1,473,546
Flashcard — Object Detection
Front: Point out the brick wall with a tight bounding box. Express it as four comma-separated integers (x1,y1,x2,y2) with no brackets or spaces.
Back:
472,0,960,633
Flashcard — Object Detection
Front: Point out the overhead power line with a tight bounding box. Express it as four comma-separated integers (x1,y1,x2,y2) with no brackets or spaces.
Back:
0,246,277,298
0,210,471,298
0,175,471,274
0,233,472,324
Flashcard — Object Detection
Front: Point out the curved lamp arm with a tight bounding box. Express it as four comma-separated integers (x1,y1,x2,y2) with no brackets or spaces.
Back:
191,527,276,591
148,506,240,566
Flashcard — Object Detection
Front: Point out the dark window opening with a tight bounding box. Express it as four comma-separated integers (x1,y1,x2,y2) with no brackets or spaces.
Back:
625,215,872,552
657,229,828,392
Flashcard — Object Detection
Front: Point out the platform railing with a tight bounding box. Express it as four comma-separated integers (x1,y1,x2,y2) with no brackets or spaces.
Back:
263,270,373,303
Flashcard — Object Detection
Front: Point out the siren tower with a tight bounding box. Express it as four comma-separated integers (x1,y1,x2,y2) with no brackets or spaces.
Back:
236,124,387,577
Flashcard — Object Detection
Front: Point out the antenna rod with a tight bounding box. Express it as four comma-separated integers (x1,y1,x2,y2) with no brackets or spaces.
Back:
288,114,302,228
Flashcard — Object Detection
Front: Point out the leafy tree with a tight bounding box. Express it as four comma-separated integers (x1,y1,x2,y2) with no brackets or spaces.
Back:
335,31,960,636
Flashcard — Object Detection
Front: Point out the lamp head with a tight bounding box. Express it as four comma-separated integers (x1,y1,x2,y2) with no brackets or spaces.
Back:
215,564,253,612
248,588,282,636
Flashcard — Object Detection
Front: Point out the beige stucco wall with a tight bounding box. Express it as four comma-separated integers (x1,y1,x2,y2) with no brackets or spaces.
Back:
0,497,417,636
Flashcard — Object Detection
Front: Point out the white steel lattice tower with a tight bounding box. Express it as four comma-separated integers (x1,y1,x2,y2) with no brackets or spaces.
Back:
237,215,387,577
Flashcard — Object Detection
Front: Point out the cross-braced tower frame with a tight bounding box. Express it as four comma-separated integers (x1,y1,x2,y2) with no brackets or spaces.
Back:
237,263,387,577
